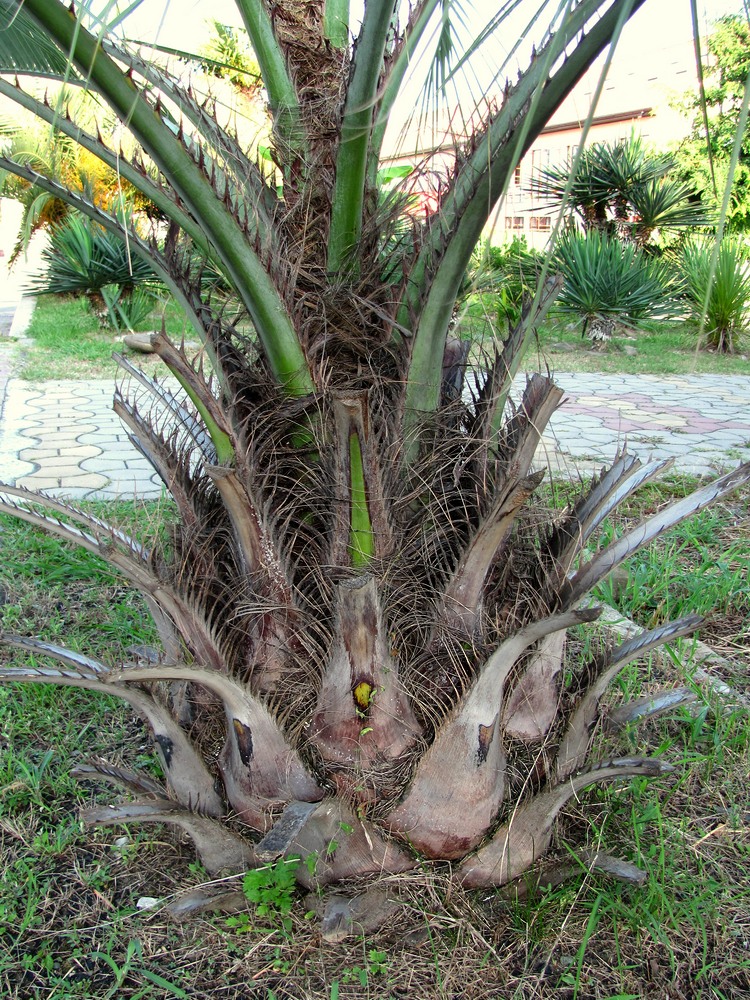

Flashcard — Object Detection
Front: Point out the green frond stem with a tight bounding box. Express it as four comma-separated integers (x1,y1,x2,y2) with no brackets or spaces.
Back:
151,336,236,466
401,0,646,436
98,46,279,226
715,69,750,244
328,0,398,273
690,0,718,198
164,375,234,466
0,154,236,393
114,355,221,467
332,396,383,568
348,432,375,567
400,30,569,421
233,0,306,157
485,277,564,440
17,0,313,397
0,78,215,256
324,0,350,48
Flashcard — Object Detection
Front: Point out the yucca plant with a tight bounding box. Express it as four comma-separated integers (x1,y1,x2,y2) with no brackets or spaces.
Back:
28,211,158,325
0,0,748,937
680,236,750,351
554,229,681,340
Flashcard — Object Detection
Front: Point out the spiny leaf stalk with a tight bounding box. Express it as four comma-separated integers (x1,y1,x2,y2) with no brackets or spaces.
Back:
0,0,744,932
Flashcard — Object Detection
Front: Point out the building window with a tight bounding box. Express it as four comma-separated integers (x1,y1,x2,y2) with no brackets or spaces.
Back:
529,216,551,231
505,216,524,230
531,147,552,178
513,164,522,185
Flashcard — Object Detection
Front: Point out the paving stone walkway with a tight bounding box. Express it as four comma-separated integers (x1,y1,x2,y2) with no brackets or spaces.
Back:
0,379,163,499
0,283,749,499
541,372,750,477
1,371,748,501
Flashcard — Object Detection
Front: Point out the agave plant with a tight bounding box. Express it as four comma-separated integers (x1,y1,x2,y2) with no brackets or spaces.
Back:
554,229,681,341
0,0,748,936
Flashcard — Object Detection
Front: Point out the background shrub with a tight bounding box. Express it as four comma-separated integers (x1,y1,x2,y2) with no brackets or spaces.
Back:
28,212,158,329
679,236,750,352
554,229,681,340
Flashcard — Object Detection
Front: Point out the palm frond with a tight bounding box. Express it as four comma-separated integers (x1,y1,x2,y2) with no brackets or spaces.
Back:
0,0,78,76
458,757,674,888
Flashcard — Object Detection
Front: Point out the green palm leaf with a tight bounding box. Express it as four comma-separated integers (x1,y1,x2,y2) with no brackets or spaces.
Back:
0,1,77,76
0,0,747,937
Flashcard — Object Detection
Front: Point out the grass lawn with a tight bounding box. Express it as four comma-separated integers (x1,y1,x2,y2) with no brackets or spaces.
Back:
0,485,748,998
9,292,750,381
460,297,750,377
536,319,750,376
1,291,749,995
10,294,199,382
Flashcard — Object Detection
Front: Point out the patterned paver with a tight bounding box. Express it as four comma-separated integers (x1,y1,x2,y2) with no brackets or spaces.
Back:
0,286,749,498
0,380,163,499
0,371,748,500
536,373,750,477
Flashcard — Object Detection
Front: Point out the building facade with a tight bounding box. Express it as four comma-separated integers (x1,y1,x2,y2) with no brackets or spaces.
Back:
493,30,700,248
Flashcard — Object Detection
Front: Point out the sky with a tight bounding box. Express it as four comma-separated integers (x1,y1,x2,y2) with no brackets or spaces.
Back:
591,0,743,67
113,0,745,146
120,0,744,65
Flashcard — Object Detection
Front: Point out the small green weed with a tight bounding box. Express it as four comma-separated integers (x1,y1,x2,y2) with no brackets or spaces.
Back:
226,857,301,934
91,939,190,999
340,948,389,986
326,950,390,998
